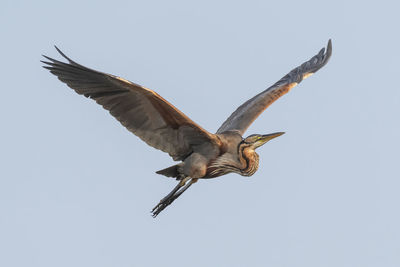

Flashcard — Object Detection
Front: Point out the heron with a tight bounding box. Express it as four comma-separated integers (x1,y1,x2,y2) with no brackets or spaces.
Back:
42,40,332,217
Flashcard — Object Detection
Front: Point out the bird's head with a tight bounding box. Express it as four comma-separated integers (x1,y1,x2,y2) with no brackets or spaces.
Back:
243,132,285,149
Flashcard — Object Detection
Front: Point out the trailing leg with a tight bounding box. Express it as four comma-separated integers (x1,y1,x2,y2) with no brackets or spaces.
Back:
151,177,197,217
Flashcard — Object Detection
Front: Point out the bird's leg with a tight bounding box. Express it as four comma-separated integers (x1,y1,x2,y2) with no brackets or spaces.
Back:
151,177,189,217
151,177,197,218
159,179,187,204
168,178,198,202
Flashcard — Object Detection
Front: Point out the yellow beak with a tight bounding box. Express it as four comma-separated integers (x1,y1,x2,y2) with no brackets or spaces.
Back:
255,132,285,148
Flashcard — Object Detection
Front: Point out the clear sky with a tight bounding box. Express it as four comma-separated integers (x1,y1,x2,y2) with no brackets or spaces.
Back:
1,0,399,266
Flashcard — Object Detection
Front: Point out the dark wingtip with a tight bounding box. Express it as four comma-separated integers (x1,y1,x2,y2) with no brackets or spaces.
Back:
53,45,78,65
40,60,52,67
41,54,56,62
325,39,332,61
40,57,55,70
54,45,63,56
309,39,333,73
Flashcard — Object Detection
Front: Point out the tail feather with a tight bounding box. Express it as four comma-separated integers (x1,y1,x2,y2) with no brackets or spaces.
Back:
156,165,180,178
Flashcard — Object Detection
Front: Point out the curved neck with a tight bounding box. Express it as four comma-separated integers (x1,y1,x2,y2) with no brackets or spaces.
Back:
207,141,260,178
238,143,259,176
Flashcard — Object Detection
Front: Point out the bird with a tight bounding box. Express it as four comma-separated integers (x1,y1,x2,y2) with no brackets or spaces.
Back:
42,40,332,217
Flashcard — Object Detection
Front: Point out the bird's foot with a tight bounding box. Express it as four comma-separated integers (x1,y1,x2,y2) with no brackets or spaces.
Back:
151,198,174,218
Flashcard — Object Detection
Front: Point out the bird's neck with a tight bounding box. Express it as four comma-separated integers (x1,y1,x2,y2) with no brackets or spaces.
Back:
206,140,260,178
238,146,259,177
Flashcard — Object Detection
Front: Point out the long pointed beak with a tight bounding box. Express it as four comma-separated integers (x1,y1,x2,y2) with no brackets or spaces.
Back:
255,132,285,148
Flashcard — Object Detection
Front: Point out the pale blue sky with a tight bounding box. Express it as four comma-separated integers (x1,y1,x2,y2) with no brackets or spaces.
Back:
1,1,400,266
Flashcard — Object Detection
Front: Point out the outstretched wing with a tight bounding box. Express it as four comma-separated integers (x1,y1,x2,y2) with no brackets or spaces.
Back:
217,40,332,135
42,47,218,161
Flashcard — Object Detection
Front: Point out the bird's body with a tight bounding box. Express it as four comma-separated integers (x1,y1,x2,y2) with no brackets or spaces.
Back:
42,40,332,217
157,131,256,179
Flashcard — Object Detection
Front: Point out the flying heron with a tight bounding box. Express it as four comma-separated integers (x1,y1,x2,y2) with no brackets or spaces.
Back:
42,40,332,217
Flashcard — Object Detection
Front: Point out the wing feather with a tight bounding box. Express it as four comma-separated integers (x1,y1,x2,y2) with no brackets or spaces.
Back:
42,47,218,160
217,40,332,135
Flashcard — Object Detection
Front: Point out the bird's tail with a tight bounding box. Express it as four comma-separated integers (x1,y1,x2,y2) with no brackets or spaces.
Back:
156,164,182,179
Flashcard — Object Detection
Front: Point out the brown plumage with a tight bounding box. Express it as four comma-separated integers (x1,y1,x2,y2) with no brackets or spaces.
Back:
42,40,332,217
